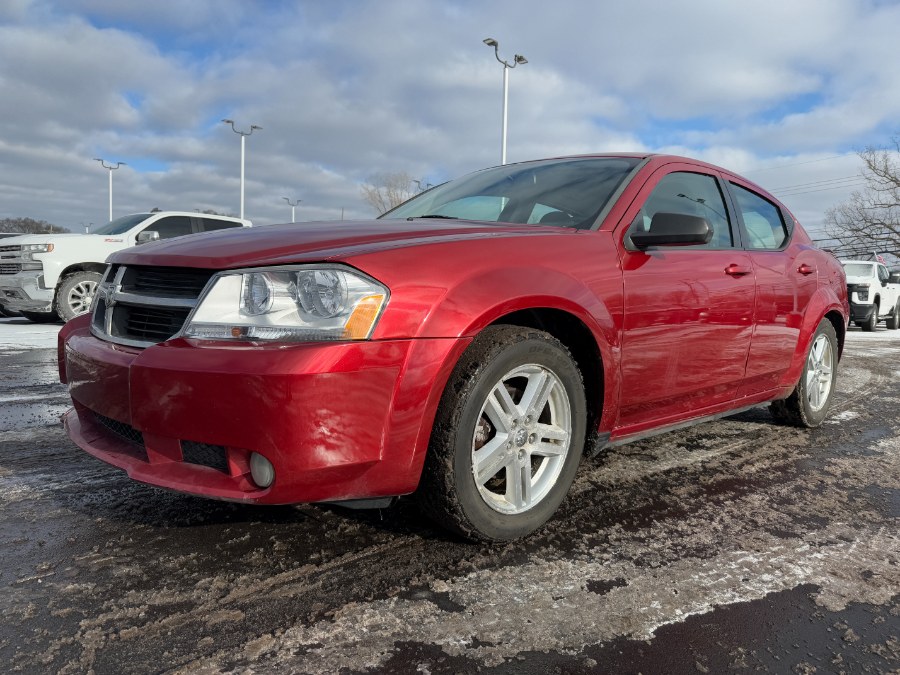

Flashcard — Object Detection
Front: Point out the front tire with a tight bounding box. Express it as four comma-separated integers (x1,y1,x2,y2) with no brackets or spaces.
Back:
418,325,587,542
769,318,838,427
55,271,102,322
861,304,878,332
886,301,900,330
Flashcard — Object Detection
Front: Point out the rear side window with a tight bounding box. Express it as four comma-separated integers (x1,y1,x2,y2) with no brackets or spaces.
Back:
145,216,194,239
200,218,241,232
730,184,789,250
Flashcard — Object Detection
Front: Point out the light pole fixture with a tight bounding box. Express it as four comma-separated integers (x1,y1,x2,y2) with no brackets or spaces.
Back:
93,158,126,222
283,197,301,223
412,179,433,192
222,119,262,220
483,38,527,165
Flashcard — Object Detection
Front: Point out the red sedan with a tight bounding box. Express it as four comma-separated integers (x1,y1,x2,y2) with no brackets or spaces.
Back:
58,154,849,541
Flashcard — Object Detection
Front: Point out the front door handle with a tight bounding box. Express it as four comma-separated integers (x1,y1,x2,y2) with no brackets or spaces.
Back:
798,263,816,276
725,264,751,277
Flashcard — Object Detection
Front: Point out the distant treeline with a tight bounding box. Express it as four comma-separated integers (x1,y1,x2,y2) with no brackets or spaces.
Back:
0,218,69,234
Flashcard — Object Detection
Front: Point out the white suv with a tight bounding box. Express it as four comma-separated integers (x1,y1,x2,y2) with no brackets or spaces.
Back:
0,212,251,322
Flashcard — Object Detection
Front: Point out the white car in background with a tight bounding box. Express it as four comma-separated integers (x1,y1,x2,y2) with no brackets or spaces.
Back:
0,212,251,322
841,259,900,331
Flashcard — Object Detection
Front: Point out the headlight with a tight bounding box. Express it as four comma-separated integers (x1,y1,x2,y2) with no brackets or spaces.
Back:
21,244,53,256
183,265,389,342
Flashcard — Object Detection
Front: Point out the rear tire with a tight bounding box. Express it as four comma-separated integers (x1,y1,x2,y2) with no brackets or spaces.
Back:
770,318,838,428
886,301,900,330
417,325,587,542
20,310,60,323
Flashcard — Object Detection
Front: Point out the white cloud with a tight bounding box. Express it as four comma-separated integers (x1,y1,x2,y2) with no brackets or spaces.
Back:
0,0,897,231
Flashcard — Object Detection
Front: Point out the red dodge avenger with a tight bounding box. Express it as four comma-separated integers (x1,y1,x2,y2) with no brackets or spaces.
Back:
59,154,849,541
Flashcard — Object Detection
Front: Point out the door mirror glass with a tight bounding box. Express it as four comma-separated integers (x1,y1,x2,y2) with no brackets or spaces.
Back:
630,212,712,249
136,230,159,244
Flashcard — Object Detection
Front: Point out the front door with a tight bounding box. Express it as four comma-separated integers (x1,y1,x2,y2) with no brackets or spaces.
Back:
616,168,756,432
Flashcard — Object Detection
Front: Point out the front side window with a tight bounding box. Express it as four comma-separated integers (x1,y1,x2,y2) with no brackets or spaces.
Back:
144,216,193,239
200,218,241,232
629,171,733,249
730,184,789,250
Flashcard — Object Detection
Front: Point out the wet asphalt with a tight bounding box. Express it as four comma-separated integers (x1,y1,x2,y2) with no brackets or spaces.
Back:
0,322,898,674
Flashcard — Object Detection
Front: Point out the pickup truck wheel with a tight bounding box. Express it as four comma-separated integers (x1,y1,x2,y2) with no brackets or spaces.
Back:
886,300,900,330
861,303,878,332
55,271,102,321
418,325,587,542
20,310,60,323
770,318,838,428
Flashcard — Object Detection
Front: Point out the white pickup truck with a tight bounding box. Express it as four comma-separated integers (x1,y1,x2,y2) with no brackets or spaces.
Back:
0,211,251,322
841,259,900,331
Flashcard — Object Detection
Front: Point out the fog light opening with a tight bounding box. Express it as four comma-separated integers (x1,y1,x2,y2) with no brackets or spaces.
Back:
249,452,275,488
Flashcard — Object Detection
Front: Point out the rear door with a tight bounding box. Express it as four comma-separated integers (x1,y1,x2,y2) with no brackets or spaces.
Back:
616,165,756,431
727,179,818,397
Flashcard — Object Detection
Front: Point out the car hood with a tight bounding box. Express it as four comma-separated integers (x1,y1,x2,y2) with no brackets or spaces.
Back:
0,233,100,246
109,220,572,269
844,273,875,284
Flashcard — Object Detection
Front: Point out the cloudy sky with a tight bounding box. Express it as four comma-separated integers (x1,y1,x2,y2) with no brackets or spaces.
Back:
1,0,898,238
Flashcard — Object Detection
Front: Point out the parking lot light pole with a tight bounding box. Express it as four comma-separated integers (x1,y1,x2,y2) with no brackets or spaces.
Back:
483,38,527,165
283,197,301,222
222,119,262,220
93,159,126,222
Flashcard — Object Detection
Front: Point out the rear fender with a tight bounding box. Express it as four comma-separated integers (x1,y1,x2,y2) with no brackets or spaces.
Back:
777,287,848,391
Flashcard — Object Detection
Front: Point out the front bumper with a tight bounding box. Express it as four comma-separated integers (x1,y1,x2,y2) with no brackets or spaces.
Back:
60,316,467,504
0,271,53,311
849,301,876,323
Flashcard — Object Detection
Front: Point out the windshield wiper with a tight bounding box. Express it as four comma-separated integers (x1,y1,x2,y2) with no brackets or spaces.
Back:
407,214,459,220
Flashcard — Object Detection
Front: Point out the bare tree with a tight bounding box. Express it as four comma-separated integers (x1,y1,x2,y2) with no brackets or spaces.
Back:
825,140,900,262
0,217,68,234
360,171,416,215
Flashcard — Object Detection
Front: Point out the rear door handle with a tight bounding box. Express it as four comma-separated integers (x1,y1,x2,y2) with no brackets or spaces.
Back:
725,264,751,277
798,263,816,276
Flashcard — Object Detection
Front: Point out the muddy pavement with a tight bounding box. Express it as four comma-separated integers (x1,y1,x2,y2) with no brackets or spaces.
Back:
1,324,898,674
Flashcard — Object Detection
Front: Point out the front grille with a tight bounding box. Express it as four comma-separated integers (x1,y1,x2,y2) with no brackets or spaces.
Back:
0,245,21,253
94,412,146,449
122,266,216,298
181,441,230,473
117,305,192,342
0,263,20,274
92,264,215,347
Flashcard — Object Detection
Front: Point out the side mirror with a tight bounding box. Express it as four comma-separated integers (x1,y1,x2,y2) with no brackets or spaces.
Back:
889,272,900,284
136,230,160,244
630,212,712,249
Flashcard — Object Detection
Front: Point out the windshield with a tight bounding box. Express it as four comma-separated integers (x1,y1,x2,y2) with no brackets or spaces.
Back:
842,262,875,278
93,213,152,236
380,157,641,228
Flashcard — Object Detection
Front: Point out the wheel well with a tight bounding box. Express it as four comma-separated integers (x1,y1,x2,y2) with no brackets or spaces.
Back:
489,308,603,446
56,264,106,289
824,310,846,358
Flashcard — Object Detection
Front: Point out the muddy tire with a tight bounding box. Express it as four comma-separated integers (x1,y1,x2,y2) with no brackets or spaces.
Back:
770,318,838,428
417,325,587,542
886,301,900,330
55,271,102,322
20,310,60,323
